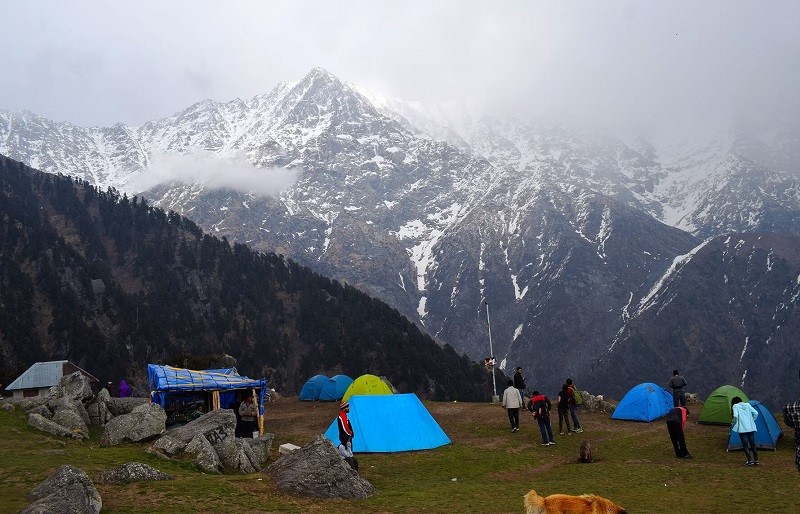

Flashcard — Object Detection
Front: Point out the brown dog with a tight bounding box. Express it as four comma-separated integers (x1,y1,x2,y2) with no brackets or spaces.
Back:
579,440,593,463
524,489,626,514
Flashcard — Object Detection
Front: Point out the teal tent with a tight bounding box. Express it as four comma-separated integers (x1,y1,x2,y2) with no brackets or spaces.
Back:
727,400,783,451
324,393,451,452
611,382,674,422
299,374,329,401
318,374,353,401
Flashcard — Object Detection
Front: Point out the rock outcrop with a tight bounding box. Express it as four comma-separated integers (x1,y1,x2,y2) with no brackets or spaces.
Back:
21,464,101,514
95,462,174,485
100,403,167,446
269,435,375,499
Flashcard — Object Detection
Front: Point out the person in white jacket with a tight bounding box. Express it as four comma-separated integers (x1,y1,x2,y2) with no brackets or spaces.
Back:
501,380,524,432
731,396,760,466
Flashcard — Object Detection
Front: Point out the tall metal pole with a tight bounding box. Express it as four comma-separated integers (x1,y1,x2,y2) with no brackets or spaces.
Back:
485,301,498,401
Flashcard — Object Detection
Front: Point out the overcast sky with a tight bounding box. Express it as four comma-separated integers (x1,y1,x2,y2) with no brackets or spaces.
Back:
1,1,798,136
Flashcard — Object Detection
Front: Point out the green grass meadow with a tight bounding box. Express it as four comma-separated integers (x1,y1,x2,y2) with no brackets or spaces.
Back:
1,399,799,513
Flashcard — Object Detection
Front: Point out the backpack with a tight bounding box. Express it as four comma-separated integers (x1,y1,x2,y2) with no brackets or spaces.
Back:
572,387,584,405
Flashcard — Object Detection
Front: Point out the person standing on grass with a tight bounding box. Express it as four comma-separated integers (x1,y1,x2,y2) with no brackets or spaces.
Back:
530,390,555,446
665,405,692,459
238,395,258,437
556,383,572,435
514,367,527,399
565,378,583,433
783,369,800,472
731,396,759,466
502,379,524,432
669,369,688,407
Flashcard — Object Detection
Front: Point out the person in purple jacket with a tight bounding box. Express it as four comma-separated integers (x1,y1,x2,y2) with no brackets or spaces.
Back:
118,379,132,398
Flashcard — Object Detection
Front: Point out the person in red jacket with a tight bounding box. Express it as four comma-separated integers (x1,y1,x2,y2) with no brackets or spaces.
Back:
529,391,555,446
665,406,692,459
337,401,358,471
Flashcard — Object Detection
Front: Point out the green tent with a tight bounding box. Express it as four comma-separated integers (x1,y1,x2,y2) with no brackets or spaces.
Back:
342,374,394,402
698,385,749,425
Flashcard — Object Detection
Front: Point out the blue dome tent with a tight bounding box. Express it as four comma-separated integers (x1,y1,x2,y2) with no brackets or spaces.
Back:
324,393,451,452
318,374,353,401
299,374,329,401
727,400,783,451
611,382,674,422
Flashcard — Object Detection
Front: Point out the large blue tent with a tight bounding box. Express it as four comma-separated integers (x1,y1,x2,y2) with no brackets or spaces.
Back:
299,374,329,401
611,382,674,422
324,393,451,452
727,400,783,451
147,364,268,415
318,374,353,401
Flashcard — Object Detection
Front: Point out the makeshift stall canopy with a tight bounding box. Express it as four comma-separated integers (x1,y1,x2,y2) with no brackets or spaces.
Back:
147,364,268,417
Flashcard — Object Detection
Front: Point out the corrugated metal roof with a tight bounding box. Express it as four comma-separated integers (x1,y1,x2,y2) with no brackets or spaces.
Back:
5,361,68,390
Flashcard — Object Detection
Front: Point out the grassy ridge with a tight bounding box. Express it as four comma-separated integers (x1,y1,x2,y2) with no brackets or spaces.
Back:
1,398,799,513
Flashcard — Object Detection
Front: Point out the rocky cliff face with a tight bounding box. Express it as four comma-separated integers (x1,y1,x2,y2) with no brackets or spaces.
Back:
3,68,799,404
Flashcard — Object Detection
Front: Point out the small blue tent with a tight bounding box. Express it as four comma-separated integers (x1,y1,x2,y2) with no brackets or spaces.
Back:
727,400,783,451
324,393,451,452
611,382,674,422
147,364,268,415
318,374,353,401
299,374,329,401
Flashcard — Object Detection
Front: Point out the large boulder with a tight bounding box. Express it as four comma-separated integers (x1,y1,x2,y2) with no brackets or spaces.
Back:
27,413,88,440
12,396,51,412
50,398,91,437
269,435,375,500
185,434,223,473
21,464,101,514
149,434,188,457
166,408,236,446
106,397,149,416
101,403,167,446
215,438,261,474
27,405,53,419
57,372,94,403
244,434,275,467
95,462,173,485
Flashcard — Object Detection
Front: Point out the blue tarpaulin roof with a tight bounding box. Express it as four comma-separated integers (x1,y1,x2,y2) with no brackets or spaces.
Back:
147,364,268,413
324,393,451,452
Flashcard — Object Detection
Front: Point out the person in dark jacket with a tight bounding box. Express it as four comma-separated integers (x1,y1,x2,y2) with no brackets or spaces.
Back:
513,367,526,399
530,390,555,446
337,401,358,471
669,369,688,407
556,384,572,435
565,378,583,433
783,369,800,472
666,406,692,458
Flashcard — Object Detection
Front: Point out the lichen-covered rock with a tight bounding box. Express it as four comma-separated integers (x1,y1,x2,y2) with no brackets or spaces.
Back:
50,399,90,438
149,434,188,457
21,464,101,514
245,433,275,467
100,403,166,446
96,462,173,485
166,408,236,446
106,397,149,416
269,435,375,499
215,438,261,473
27,413,88,440
185,434,223,473
27,405,53,419
57,372,94,403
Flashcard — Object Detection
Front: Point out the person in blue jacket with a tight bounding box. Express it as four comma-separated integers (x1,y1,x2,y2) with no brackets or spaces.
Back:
731,396,760,466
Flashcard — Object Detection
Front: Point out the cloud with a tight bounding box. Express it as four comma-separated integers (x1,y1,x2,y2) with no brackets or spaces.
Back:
133,151,300,197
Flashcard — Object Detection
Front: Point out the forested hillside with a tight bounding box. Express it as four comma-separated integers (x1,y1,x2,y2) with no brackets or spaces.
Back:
0,156,490,400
